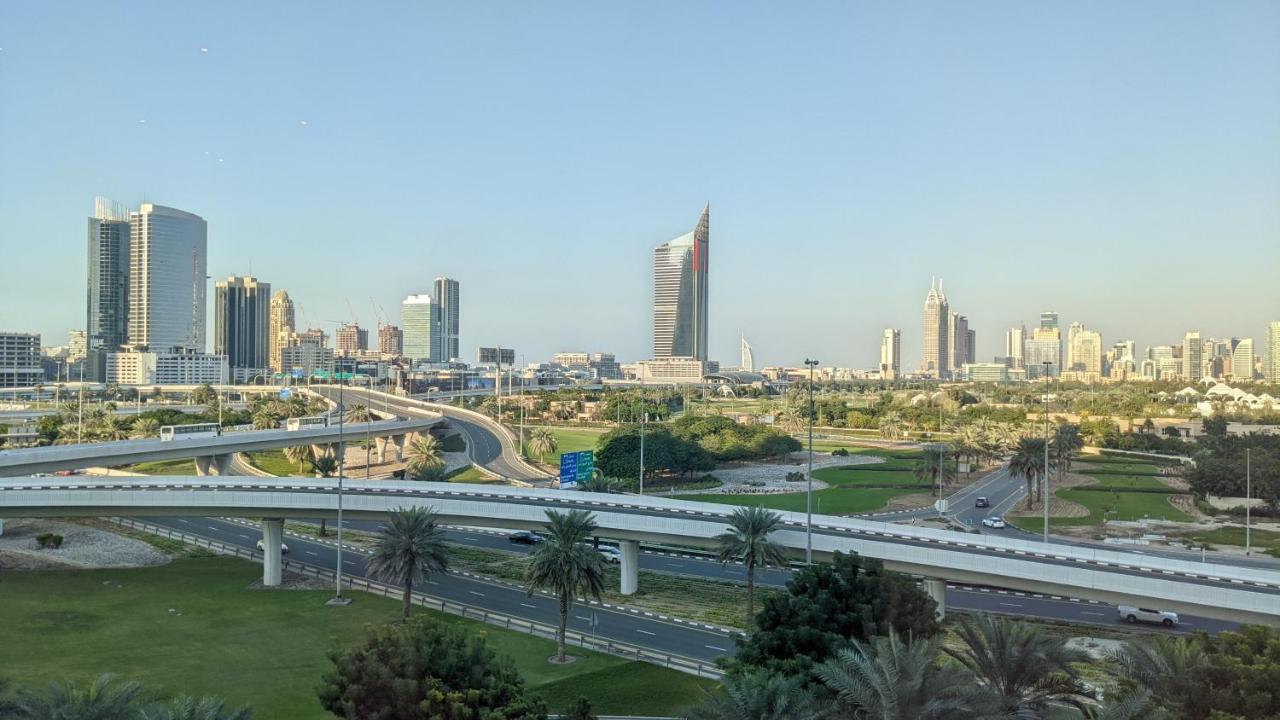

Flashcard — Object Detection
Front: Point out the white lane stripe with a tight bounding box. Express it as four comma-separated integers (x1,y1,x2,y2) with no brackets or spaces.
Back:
999,602,1023,607
520,603,537,609
1081,611,1105,617
469,591,485,597
636,629,656,636
705,644,728,652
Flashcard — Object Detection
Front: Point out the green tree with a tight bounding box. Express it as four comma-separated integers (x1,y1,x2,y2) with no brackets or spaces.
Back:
729,551,938,679
405,434,444,478
1186,624,1280,720
190,384,217,407
317,619,547,720
878,410,905,440
1009,437,1049,510
913,444,956,489
1108,634,1208,718
345,404,372,424
35,414,63,444
138,696,253,720
715,506,789,626
688,670,820,720
524,509,606,663
311,453,338,478
559,697,597,720
8,674,142,720
945,614,1093,716
250,408,278,431
527,426,558,462
815,633,975,720
1052,423,1085,474
131,416,160,439
366,507,450,621
283,444,315,473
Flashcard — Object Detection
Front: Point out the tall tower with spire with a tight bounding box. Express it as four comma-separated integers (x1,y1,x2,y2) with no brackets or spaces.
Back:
653,205,710,360
921,277,949,378
740,333,754,371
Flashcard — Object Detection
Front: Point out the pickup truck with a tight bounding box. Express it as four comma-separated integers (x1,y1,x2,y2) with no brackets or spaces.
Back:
1117,605,1178,627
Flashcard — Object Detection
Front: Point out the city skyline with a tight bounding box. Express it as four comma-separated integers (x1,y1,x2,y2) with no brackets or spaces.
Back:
2,3,1278,367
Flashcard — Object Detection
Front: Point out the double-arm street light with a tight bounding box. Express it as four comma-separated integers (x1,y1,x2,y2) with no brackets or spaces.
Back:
1042,360,1053,543
804,358,819,565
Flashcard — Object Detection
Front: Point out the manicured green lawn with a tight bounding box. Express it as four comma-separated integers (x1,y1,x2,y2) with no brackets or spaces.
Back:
447,464,501,483
812,465,925,487
681,486,918,515
1079,473,1172,492
0,557,713,717
122,458,196,475
525,426,607,464
1008,489,1191,533
1076,459,1159,475
246,449,304,476
1173,526,1280,558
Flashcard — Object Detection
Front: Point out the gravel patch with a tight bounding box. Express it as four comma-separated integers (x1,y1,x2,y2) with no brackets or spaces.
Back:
0,519,169,570
666,452,884,495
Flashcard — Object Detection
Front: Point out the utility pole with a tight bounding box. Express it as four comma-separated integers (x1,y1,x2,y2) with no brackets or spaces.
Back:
804,358,819,565
1246,448,1252,557
938,400,945,514
1043,360,1052,543
330,374,351,605
638,375,646,495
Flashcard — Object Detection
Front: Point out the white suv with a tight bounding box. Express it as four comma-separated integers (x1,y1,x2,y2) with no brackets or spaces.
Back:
1118,605,1178,627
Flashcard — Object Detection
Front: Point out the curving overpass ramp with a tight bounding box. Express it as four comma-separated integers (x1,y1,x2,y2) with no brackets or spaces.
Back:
2,476,1277,626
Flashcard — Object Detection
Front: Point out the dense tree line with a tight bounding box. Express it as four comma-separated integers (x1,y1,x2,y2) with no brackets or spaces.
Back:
595,415,800,481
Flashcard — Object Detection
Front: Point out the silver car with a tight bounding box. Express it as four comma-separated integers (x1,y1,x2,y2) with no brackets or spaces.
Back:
1118,604,1178,627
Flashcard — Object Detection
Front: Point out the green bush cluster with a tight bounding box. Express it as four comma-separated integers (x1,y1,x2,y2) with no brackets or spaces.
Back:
35,533,64,549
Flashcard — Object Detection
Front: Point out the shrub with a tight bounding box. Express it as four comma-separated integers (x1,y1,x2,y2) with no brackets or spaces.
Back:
831,447,850,457
784,471,806,482
35,533,64,549
744,479,767,487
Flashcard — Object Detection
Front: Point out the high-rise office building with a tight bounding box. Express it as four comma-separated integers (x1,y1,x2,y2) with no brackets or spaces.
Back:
213,276,271,375
1066,322,1084,369
1026,317,1062,379
1005,325,1026,369
268,290,295,373
336,323,368,355
880,328,901,380
947,312,970,374
1183,331,1203,382
401,294,440,362
966,328,976,365
1266,322,1280,383
920,277,949,378
296,328,328,348
740,334,754,371
67,330,88,363
86,199,131,379
0,333,43,388
653,205,710,360
378,325,403,357
1071,328,1103,374
1231,338,1255,381
127,203,208,353
1040,311,1059,331
433,277,460,362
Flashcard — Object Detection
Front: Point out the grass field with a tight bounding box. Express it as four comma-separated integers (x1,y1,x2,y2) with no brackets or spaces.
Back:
447,465,500,483
680,486,918,515
1172,526,1280,557
1009,489,1191,533
525,426,608,464
122,458,196,475
246,449,302,476
0,557,713,717
811,466,924,487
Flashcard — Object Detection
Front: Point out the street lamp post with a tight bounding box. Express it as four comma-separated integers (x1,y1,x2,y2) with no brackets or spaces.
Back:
804,358,819,565
1246,448,1252,556
938,400,945,515
1042,360,1052,543
638,375,646,496
330,372,351,605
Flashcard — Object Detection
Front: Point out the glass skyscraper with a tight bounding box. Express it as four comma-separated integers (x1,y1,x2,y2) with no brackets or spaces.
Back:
127,203,208,353
434,276,460,362
401,293,440,363
214,275,271,372
86,200,131,380
653,205,709,360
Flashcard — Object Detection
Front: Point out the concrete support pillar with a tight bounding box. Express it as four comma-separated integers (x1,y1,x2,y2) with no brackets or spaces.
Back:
194,456,213,476
261,518,284,587
392,434,406,462
619,540,639,595
212,454,233,475
375,437,388,464
924,578,946,620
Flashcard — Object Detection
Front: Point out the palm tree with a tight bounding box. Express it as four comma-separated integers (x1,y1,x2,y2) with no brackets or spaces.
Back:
815,632,975,720
10,674,142,720
1107,635,1207,717
525,509,606,663
577,476,619,493
1008,437,1048,510
1052,423,1084,475
914,444,956,490
98,413,130,441
283,444,315,473
138,696,253,720
945,614,1093,717
688,670,820,720
311,453,338,478
877,410,904,440
715,506,788,625
527,427,558,462
366,507,450,621
1083,689,1169,720
404,434,444,477
344,403,372,424
251,408,278,430
131,417,160,440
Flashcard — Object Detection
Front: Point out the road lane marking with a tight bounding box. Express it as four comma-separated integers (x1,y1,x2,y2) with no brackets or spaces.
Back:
705,644,728,652
1082,611,1105,617
576,616,591,621
237,534,250,539
305,551,318,556
469,591,485,598
999,602,1023,607
636,629,656,636
520,603,537,609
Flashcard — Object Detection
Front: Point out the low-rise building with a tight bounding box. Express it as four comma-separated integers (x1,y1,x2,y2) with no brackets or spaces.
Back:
106,351,228,385
631,357,720,383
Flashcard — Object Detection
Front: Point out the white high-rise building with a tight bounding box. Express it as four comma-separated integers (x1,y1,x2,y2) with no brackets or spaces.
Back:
1231,338,1255,381
740,333,754,371
1005,325,1025,369
1183,331,1203,382
1069,326,1103,373
880,328,901,380
401,294,440,363
1066,322,1084,370
1266,322,1280,384
653,206,710,360
434,277,460,362
268,290,295,373
127,203,208,353
920,277,949,378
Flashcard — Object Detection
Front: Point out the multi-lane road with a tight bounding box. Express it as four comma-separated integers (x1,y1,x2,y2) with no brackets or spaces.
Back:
139,514,1240,667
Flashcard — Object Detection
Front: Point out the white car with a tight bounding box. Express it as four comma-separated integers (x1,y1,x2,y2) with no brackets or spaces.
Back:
981,517,1007,529
256,539,290,554
598,546,622,564
1118,605,1178,627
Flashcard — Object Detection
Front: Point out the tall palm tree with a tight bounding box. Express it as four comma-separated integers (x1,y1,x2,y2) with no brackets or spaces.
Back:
1107,635,1207,717
404,434,444,477
527,427,558,462
1052,423,1084,475
715,506,788,625
1008,437,1048,510
311,453,338,478
914,445,956,490
344,403,372,424
10,674,142,720
283,444,315,474
525,509,606,663
945,614,1094,717
138,696,254,720
251,408,278,430
366,507,450,621
688,670,820,720
815,632,975,720
131,417,160,439
98,413,130,441
878,411,904,440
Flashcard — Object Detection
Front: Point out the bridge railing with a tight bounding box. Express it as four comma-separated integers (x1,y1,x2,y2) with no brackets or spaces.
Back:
108,517,724,680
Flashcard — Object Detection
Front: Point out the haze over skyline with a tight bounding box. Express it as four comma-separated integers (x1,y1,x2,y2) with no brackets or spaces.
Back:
2,1,1277,368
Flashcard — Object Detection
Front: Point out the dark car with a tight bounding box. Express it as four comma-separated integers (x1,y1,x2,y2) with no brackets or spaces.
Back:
975,497,990,508
508,531,544,545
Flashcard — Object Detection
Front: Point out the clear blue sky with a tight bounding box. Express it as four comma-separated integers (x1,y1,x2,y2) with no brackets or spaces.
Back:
2,1,1277,368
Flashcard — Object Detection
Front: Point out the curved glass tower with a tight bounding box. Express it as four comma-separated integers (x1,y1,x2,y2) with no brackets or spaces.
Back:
653,205,709,360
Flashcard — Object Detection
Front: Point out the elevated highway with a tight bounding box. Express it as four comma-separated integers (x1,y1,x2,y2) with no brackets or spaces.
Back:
2,476,1276,626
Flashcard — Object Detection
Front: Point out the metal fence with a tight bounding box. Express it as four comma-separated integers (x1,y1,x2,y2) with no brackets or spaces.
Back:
109,517,724,680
